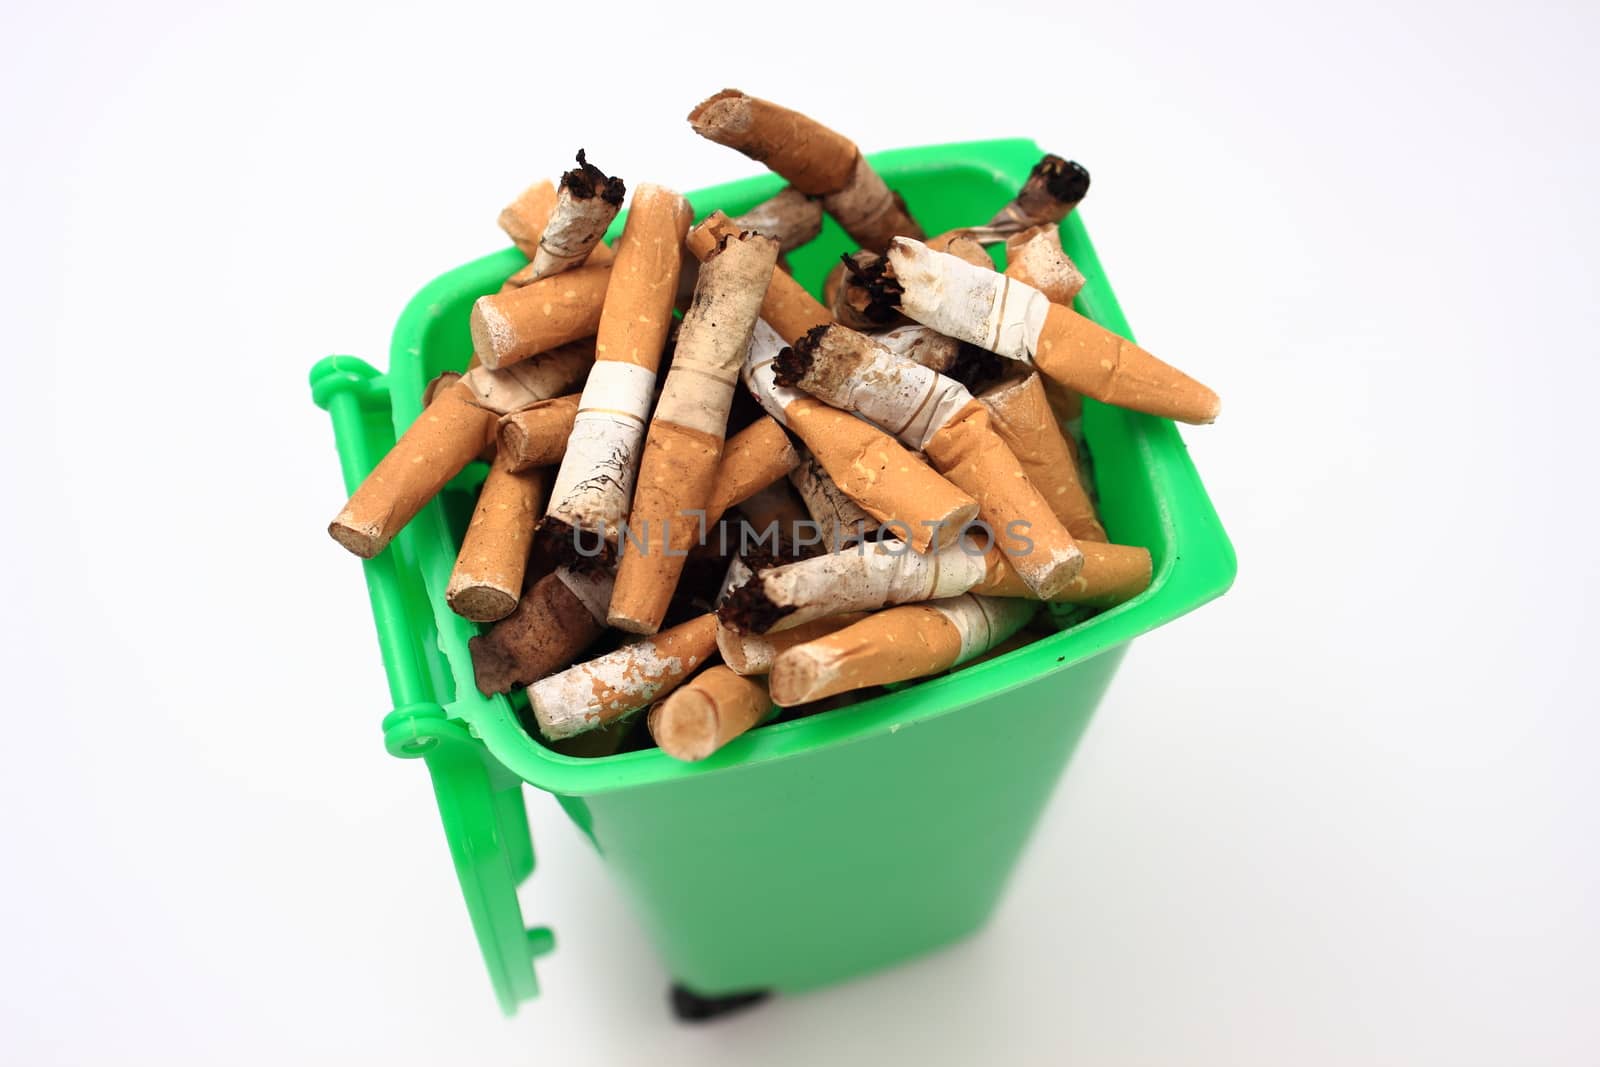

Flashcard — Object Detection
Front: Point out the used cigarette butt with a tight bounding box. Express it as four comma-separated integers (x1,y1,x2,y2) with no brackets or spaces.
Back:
886,237,1221,425
787,452,878,551
468,567,612,694
705,416,801,526
446,455,547,622
498,393,581,471
469,263,612,370
731,187,823,253
523,150,625,283
720,538,989,634
872,324,961,373
826,250,904,331
459,340,593,415
529,613,719,740
610,231,779,634
687,90,922,252
927,231,994,270
715,613,867,675
425,371,497,461
783,325,1085,597
994,155,1090,233
647,665,774,761
545,184,694,542
686,211,831,344
743,320,978,552
979,373,1105,542
328,378,495,559
1004,225,1084,306
498,179,559,259
768,594,1035,705
973,539,1153,607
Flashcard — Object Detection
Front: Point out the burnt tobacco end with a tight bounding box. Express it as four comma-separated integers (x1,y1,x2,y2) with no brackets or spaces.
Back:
947,342,1006,393
536,515,616,573
561,148,627,206
772,343,814,389
840,251,903,324
717,573,795,635
1035,155,1091,205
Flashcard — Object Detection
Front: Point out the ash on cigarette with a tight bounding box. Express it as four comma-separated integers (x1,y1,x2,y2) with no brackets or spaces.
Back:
771,341,814,389
717,572,795,635
562,149,627,206
536,515,616,572
1031,155,1090,208
839,251,903,325
947,342,1006,393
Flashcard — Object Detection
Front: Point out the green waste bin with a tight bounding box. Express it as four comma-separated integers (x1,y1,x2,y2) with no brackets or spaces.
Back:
310,139,1236,1016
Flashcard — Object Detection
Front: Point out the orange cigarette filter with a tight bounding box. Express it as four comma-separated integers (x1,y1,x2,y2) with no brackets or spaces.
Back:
705,416,801,526
648,666,775,761
973,539,1152,607
469,263,612,370
328,378,494,559
979,373,1106,543
446,457,547,622
715,613,869,676
497,393,580,472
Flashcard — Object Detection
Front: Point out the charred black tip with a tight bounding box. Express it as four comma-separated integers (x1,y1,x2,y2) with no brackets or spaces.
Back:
716,573,795,635
535,516,615,573
772,344,812,388
946,342,1006,393
839,251,903,324
1035,155,1090,205
562,148,627,206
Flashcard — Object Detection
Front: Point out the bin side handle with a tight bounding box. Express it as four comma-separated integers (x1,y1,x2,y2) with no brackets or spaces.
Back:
314,355,548,1014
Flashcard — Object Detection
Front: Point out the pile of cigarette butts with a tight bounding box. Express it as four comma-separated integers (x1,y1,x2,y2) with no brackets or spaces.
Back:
327,90,1221,763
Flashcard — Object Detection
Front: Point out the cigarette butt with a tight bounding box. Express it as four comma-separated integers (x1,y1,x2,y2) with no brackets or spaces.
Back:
446,456,547,622
504,242,614,289
647,665,775,761
923,400,1085,598
997,155,1090,231
686,211,831,344
469,263,611,370
719,539,989,634
768,594,1034,705
731,186,824,253
530,613,719,740
459,340,593,415
887,237,1221,425
523,150,625,283
715,613,868,675
705,416,801,525
425,371,498,461
1035,304,1221,424
927,232,994,270
826,250,905,331
328,378,495,559
498,179,559,258
610,232,779,634
468,567,610,695
979,373,1105,542
1003,225,1084,306
871,324,961,373
689,90,858,196
498,393,580,471
974,539,1152,607
545,184,695,540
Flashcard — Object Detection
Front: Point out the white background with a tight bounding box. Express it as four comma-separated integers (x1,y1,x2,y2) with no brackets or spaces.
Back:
3,1,1597,1063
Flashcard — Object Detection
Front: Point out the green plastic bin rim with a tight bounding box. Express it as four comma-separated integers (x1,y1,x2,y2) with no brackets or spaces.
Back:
318,138,1236,797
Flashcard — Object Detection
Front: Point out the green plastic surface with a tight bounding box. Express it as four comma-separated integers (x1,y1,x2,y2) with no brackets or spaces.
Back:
311,139,1236,1014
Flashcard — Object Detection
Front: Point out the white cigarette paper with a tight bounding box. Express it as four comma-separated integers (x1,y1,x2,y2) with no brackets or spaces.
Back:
728,539,989,633
887,237,1051,362
545,360,657,532
741,319,801,425
792,328,971,451
931,593,1037,665
460,341,593,415
872,324,961,373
